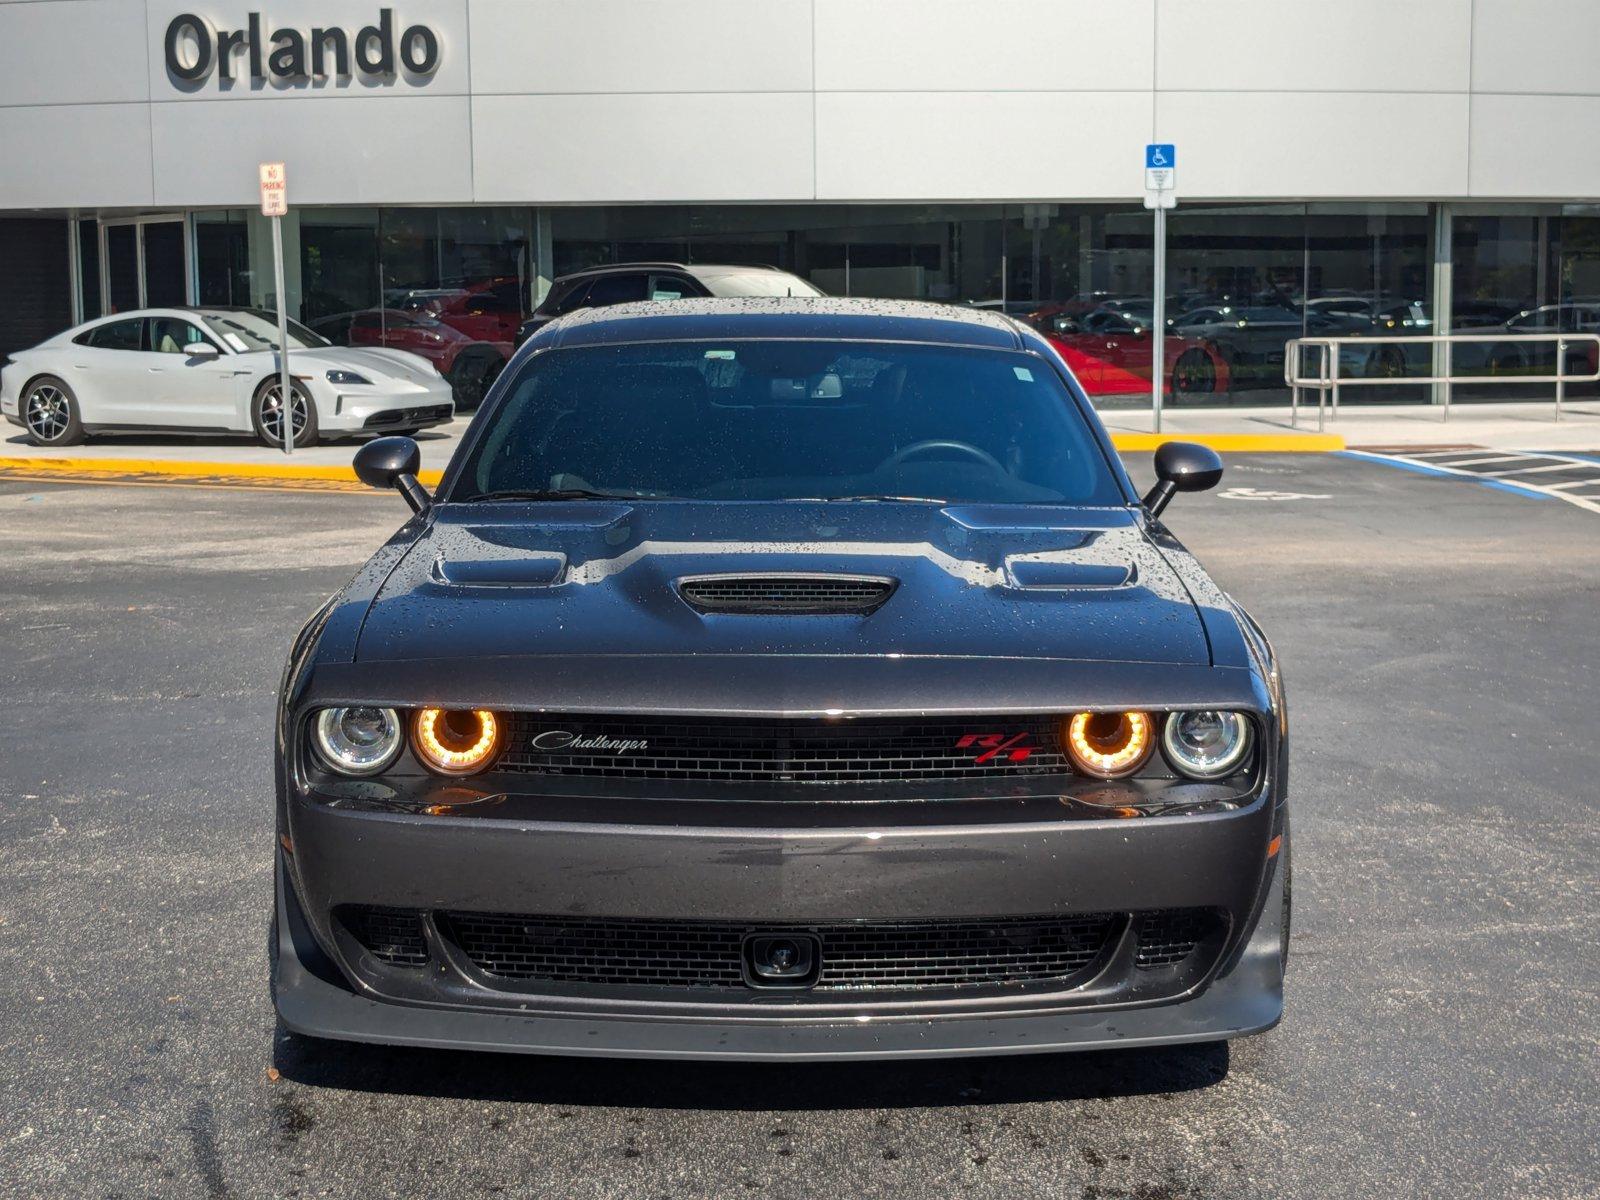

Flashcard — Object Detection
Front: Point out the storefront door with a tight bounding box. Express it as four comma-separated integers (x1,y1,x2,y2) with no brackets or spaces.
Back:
99,217,189,314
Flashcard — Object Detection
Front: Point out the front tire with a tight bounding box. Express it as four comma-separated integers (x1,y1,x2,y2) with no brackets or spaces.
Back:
251,378,319,448
449,351,504,412
1171,348,1217,403
22,376,86,447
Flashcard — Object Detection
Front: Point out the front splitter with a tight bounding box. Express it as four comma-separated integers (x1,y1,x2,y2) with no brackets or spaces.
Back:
272,857,1285,1062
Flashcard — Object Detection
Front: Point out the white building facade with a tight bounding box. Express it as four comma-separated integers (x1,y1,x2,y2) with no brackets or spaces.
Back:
3,0,1598,400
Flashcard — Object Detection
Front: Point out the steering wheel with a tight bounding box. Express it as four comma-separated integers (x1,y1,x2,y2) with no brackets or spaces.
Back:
878,439,1005,476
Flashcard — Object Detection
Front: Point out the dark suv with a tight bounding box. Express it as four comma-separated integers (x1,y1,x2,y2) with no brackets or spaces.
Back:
515,263,823,345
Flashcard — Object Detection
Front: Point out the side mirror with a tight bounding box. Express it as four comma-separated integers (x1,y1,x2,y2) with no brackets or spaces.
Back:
183,341,219,358
1142,441,1224,517
353,436,431,513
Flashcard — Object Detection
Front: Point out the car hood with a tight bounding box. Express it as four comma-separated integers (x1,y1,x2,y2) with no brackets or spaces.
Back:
352,502,1214,669
291,346,440,383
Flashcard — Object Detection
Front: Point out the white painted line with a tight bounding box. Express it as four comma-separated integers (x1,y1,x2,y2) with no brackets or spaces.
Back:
1542,479,1600,491
1342,449,1600,515
1493,461,1600,475
1426,453,1552,468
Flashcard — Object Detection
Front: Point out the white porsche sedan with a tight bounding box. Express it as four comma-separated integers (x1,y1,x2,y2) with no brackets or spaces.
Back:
1,307,455,448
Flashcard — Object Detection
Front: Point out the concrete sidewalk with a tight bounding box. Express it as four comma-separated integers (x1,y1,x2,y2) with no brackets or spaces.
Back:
1097,398,1600,450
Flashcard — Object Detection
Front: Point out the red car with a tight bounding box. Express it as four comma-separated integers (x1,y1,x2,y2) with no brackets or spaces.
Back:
347,306,509,410
1043,310,1230,401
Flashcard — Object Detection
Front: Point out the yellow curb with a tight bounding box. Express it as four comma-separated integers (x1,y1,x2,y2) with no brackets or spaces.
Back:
2,433,1338,492
1109,432,1344,453
0,455,444,488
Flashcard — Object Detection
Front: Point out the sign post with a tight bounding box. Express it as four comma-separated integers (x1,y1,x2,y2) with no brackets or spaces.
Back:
259,162,293,455
1143,144,1176,433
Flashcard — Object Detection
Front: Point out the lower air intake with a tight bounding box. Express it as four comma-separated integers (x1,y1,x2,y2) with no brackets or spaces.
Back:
341,906,429,967
441,912,1119,991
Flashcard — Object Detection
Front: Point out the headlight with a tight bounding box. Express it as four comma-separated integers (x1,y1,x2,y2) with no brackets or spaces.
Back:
1063,711,1153,779
312,706,403,776
1160,710,1253,780
326,369,373,385
412,708,502,775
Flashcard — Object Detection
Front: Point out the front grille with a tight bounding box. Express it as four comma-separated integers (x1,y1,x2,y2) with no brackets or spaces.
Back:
441,912,1119,991
1134,909,1212,968
363,404,451,429
341,906,429,967
500,714,1069,783
679,574,894,615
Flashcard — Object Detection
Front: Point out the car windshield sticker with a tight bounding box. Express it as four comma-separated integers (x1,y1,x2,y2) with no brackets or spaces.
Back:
1013,366,1035,382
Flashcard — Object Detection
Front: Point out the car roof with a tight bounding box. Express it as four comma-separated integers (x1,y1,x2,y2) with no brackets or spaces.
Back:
551,262,796,284
537,296,1028,350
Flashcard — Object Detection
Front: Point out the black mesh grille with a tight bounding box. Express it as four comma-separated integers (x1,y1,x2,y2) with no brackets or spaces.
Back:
342,906,429,967
501,714,1069,783
1134,909,1212,968
679,575,894,614
363,404,451,429
441,912,1119,991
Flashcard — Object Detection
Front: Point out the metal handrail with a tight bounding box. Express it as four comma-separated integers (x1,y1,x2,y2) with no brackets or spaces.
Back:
1282,333,1600,430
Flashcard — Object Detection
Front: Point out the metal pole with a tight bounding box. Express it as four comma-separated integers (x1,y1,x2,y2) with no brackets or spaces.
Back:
1556,337,1565,422
1152,203,1166,434
1442,337,1452,423
1330,343,1340,422
271,213,292,455
1317,343,1328,433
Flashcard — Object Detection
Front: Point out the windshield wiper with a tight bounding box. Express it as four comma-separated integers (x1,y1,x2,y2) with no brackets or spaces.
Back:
457,487,644,503
798,494,950,504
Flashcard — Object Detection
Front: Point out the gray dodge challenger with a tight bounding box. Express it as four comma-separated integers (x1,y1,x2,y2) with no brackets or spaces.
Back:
272,298,1290,1060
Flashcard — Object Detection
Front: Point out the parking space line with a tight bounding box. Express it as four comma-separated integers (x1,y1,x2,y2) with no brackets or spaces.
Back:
1493,461,1597,474
1336,449,1600,513
1420,453,1550,468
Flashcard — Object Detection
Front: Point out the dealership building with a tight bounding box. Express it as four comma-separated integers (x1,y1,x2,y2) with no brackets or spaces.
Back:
2,0,1599,403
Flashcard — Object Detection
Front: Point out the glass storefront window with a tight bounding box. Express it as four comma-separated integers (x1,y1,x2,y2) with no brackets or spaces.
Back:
1451,205,1600,399
77,220,101,321
166,200,1492,410
195,210,252,307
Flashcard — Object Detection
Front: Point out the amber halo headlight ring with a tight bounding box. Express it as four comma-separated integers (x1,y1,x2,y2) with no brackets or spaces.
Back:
410,707,504,776
1159,710,1254,780
310,706,404,777
1062,711,1155,779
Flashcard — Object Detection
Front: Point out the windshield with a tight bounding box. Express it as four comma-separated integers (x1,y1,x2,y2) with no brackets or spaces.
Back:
452,340,1122,505
701,273,825,299
200,310,331,352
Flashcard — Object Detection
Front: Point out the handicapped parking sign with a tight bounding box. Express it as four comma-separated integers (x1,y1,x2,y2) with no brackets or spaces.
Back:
1144,143,1176,205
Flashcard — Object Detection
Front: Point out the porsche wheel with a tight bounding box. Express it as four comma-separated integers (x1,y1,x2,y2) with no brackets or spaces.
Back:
450,351,505,412
1171,349,1217,403
252,378,319,448
22,376,86,447
1367,345,1407,379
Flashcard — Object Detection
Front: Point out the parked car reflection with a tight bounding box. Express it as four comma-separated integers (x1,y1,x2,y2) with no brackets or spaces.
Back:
347,307,508,410
1043,308,1231,402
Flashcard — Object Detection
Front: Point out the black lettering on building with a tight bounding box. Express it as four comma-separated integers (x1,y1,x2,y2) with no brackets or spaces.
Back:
163,10,437,86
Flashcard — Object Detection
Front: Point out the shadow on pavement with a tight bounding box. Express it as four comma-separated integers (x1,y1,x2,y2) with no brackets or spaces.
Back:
272,1026,1229,1110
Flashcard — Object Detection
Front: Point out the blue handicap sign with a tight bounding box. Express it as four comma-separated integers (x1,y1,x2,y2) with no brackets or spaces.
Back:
1145,143,1175,169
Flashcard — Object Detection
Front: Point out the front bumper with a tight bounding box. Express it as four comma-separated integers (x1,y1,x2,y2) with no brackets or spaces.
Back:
316,377,455,433
273,778,1286,1060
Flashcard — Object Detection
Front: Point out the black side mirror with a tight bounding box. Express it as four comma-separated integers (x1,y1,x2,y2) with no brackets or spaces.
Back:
353,436,431,513
1142,441,1223,517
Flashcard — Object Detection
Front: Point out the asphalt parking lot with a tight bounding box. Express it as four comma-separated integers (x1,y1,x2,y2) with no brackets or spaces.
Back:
1,453,1596,1200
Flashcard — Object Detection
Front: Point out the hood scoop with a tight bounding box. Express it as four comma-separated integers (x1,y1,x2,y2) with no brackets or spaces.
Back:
678,573,897,615
430,551,568,588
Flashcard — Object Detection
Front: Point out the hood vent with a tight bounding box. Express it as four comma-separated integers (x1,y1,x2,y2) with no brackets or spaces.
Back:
679,573,896,615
